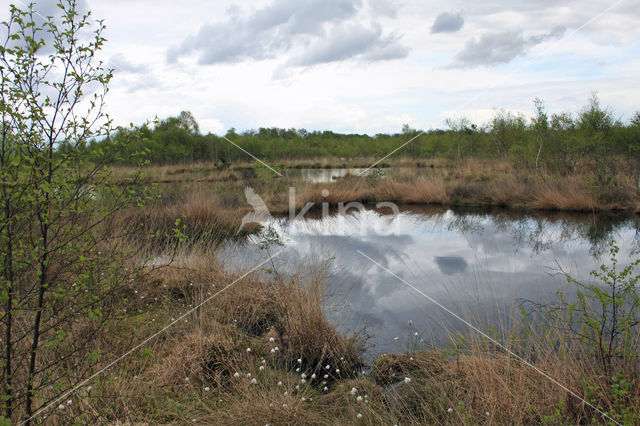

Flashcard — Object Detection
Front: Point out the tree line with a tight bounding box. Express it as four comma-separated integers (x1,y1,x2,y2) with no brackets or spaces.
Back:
86,95,640,173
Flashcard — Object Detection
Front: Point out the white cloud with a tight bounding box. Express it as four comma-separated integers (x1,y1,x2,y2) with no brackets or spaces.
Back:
40,0,638,134
166,0,408,68
109,53,150,74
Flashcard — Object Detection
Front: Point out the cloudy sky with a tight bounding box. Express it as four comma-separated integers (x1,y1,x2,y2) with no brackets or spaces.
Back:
3,0,640,134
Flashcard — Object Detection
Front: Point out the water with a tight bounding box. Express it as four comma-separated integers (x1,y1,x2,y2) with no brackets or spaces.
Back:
221,206,640,356
284,168,372,183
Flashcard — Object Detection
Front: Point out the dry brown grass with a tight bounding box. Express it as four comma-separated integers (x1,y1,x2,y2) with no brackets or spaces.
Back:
117,184,256,249
37,158,640,424
370,178,450,204
533,179,597,211
114,158,640,215
36,240,639,425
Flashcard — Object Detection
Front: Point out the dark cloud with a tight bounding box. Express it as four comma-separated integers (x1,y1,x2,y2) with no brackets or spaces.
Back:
2,0,91,52
30,0,90,20
167,0,408,68
450,26,566,68
434,256,468,275
430,12,464,33
289,22,408,66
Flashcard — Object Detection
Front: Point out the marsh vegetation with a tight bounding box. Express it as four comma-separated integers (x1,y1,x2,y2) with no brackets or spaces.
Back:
1,1,639,425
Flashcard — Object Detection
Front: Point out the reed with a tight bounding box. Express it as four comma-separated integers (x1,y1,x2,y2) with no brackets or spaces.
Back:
51,243,639,425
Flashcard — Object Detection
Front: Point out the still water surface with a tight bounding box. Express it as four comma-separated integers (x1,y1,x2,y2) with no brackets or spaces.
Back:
284,168,371,183
221,206,640,356
283,167,435,183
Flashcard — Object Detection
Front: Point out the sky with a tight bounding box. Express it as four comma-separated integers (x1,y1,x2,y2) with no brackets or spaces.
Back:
2,0,640,135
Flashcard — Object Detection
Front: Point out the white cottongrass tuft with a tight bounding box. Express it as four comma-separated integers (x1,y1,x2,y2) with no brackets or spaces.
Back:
246,347,251,352
447,408,453,413
335,369,340,374
269,337,275,342
357,413,363,419
404,377,411,384
250,378,257,384
356,396,363,402
325,364,330,370
259,365,265,371
277,381,283,386
234,372,240,378
323,386,328,391
204,387,210,392
297,358,302,364
350,387,357,395
311,374,316,379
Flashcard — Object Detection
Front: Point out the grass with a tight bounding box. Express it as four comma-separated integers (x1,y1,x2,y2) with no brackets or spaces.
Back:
113,157,640,213
31,238,639,425
23,157,640,424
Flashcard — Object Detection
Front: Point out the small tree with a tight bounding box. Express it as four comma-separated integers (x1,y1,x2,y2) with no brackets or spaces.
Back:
0,1,142,422
445,116,471,160
543,240,640,376
531,98,549,172
577,93,614,164
490,111,527,162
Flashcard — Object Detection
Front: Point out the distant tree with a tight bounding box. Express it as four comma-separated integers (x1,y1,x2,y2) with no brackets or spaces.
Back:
531,98,549,171
445,117,471,160
490,111,527,161
578,93,613,135
157,110,199,136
